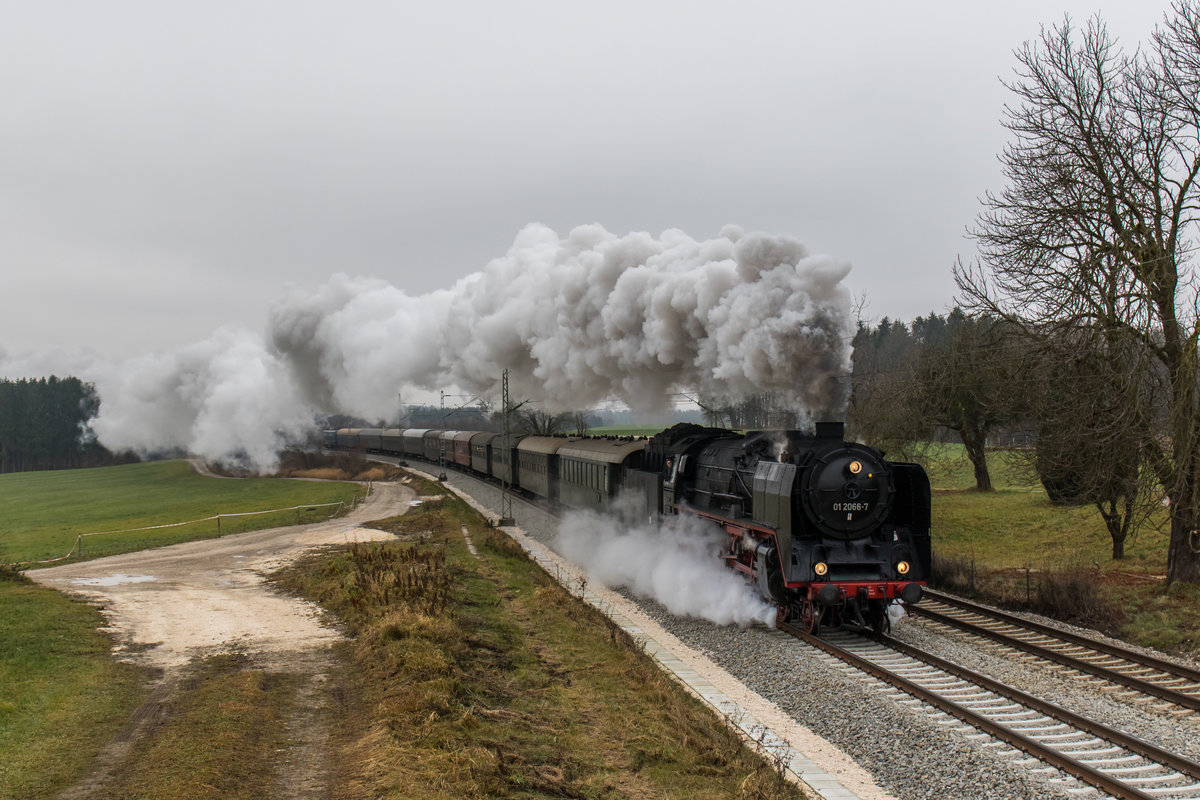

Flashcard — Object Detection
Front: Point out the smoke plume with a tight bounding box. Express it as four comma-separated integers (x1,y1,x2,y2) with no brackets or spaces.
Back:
78,223,854,468
556,508,777,628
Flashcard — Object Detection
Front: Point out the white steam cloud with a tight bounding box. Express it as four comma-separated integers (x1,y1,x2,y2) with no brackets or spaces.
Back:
557,508,777,628
87,328,317,470
35,223,854,469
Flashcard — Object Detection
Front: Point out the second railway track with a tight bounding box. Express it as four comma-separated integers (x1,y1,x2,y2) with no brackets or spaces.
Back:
783,622,1200,800
911,589,1200,714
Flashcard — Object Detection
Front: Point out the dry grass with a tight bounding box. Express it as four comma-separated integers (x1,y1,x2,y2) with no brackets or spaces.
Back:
932,553,1122,628
273,450,407,482
273,479,807,799
289,467,354,480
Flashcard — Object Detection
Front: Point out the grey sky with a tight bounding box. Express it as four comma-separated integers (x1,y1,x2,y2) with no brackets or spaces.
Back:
0,0,1166,363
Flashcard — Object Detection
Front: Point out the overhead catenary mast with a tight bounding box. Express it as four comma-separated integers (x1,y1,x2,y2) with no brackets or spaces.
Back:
498,369,515,527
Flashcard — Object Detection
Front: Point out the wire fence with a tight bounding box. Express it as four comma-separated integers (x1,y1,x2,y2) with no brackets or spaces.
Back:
26,499,353,567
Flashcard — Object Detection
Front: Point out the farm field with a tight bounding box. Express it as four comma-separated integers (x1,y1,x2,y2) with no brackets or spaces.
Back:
588,424,667,437
0,459,363,566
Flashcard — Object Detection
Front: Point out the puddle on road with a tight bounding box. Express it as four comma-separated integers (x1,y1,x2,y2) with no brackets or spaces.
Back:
71,574,158,587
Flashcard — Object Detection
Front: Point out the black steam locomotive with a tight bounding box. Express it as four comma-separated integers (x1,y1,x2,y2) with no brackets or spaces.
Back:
327,421,930,632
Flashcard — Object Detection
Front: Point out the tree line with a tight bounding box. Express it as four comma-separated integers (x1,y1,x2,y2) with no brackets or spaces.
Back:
0,377,134,474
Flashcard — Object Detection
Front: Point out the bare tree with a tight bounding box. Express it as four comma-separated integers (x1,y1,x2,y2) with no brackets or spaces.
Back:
847,318,931,462
572,411,592,436
849,312,1016,489
698,392,800,431
516,408,574,435
956,4,1200,581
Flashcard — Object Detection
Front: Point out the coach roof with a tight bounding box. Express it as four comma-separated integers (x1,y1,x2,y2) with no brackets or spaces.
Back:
557,439,646,465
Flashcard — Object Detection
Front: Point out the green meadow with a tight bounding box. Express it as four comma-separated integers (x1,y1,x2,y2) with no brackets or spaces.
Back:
923,443,1199,651
587,424,667,437
1,460,363,566
924,443,1168,570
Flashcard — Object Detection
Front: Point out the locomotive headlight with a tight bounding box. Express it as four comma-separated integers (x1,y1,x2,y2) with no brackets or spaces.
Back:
814,562,828,577
849,460,863,475
896,561,911,575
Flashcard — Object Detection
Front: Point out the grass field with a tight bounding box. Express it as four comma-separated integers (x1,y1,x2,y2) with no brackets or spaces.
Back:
588,424,666,437
924,444,1168,570
921,443,1199,651
0,460,364,800
1,460,364,566
0,568,150,800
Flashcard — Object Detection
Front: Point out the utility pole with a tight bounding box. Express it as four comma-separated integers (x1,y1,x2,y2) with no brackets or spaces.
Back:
498,370,515,526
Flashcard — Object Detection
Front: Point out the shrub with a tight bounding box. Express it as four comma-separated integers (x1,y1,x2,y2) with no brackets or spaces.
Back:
1033,565,1120,626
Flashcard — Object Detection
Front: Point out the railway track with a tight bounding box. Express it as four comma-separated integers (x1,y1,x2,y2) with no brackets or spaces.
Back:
911,589,1200,714
781,621,1200,800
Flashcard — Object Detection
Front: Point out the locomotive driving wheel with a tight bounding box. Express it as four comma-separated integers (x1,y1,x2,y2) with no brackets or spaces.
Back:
799,600,821,635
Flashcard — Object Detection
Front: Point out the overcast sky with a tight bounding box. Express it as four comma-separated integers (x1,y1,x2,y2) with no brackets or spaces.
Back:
0,0,1168,366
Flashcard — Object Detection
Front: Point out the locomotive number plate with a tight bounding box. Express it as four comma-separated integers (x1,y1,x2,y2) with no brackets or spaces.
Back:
832,502,870,512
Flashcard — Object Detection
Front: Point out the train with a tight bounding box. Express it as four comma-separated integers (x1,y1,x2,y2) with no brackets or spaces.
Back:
325,421,931,633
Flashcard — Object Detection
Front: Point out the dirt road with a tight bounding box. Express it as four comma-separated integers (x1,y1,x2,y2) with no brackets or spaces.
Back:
31,480,414,670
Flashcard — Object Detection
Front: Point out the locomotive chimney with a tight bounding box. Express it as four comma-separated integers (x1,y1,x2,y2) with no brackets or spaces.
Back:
815,420,844,440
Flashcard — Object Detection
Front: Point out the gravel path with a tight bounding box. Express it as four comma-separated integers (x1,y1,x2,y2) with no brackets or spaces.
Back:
31,481,413,669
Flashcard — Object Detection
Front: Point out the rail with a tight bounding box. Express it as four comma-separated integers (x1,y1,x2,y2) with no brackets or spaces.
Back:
914,593,1200,712
780,622,1195,800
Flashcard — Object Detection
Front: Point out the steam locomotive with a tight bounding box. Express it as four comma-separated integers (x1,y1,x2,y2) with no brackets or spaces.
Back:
326,421,931,633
